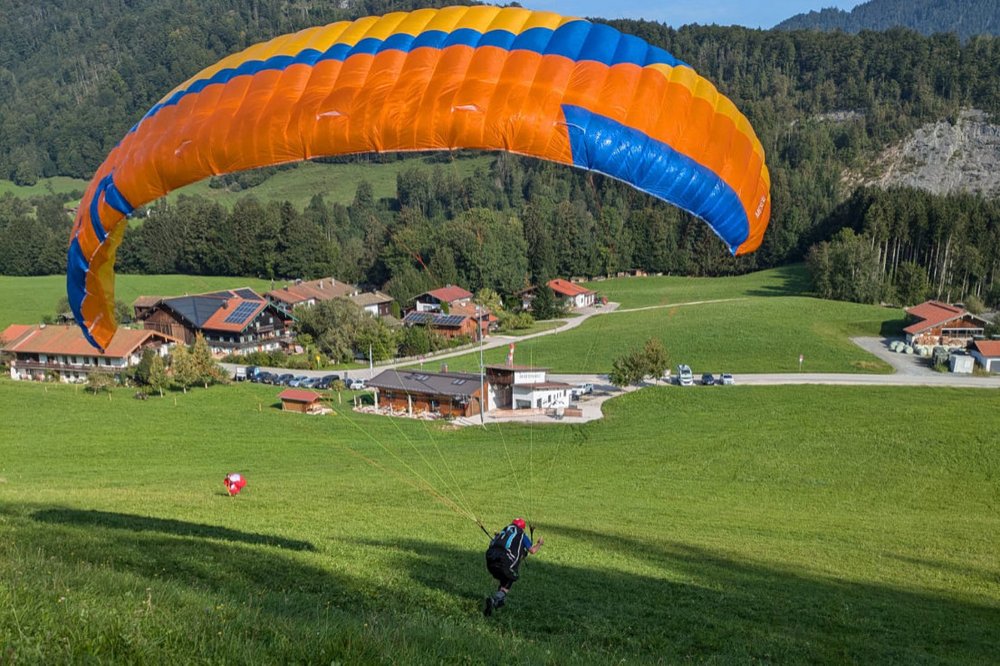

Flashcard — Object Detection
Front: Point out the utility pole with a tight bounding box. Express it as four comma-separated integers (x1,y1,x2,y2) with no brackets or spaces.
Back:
479,306,486,426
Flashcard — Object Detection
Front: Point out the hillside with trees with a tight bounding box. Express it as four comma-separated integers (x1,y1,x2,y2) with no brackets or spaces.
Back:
1,1,999,311
776,0,1000,41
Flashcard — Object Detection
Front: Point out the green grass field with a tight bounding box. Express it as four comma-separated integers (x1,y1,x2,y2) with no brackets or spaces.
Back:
584,264,815,309
0,176,88,200
1,379,997,663
440,295,903,374
167,154,493,208
0,274,284,329
0,154,491,213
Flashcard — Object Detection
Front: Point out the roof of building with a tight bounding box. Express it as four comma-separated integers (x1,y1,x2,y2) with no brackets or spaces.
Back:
972,340,1000,357
513,382,573,390
450,303,495,320
485,364,550,372
1,324,33,343
158,289,272,332
278,389,324,403
266,278,357,306
403,311,470,328
1,324,175,358
132,296,163,308
368,369,483,398
547,278,595,298
350,291,393,307
904,300,987,334
418,285,473,304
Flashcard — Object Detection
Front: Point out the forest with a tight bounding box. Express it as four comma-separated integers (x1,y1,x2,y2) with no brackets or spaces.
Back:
776,0,1000,42
1,0,999,308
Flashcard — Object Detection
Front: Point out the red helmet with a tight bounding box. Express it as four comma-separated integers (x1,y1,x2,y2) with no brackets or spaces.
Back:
512,518,526,530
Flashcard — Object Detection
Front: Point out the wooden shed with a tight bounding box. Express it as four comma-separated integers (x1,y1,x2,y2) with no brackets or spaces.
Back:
278,389,324,413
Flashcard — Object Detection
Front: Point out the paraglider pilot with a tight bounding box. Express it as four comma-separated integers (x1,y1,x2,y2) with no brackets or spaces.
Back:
484,518,543,616
224,473,246,496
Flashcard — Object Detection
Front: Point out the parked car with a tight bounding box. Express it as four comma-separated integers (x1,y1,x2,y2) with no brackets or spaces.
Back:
315,374,341,390
719,373,735,385
570,383,594,399
701,373,715,386
300,376,321,389
288,375,309,387
255,371,274,384
274,373,295,386
676,364,694,386
345,377,366,390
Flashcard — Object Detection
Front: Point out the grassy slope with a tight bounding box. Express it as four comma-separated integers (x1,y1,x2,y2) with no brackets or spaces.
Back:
0,176,88,199
167,154,493,208
0,154,491,212
439,267,903,374
0,379,997,663
0,274,282,329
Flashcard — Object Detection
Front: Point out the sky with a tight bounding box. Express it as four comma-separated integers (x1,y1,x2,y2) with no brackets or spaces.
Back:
507,1,865,30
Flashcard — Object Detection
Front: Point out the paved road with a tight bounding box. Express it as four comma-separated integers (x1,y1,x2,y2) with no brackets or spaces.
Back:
221,324,1000,394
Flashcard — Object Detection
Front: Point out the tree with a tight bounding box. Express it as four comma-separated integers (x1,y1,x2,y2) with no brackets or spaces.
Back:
475,287,504,315
170,344,198,393
893,261,931,306
131,348,156,386
85,372,114,394
609,338,670,387
609,349,647,388
643,338,670,381
530,285,564,321
148,353,169,397
399,324,433,356
191,334,225,388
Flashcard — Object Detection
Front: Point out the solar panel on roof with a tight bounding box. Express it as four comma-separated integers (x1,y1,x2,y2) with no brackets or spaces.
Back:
436,315,466,326
224,301,258,324
235,288,262,301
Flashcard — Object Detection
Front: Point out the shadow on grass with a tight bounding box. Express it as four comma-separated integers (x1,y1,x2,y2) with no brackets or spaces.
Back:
6,503,999,662
744,265,813,298
364,526,1000,662
31,507,315,551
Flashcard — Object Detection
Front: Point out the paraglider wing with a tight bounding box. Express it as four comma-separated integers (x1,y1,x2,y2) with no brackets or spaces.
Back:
68,6,771,350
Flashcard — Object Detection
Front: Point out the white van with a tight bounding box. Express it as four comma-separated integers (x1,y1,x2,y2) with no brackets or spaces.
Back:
676,364,694,386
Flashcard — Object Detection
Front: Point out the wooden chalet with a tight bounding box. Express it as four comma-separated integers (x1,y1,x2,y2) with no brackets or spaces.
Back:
278,389,325,413
1,324,176,383
414,285,473,313
266,278,394,318
904,301,987,345
402,311,480,340
368,369,485,418
138,289,290,357
350,290,395,318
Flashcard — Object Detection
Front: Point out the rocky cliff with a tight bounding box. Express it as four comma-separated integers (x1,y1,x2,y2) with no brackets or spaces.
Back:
848,110,1000,197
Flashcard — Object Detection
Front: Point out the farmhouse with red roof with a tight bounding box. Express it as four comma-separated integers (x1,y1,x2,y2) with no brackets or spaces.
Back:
1,324,177,383
414,285,474,313
903,301,987,346
136,289,290,357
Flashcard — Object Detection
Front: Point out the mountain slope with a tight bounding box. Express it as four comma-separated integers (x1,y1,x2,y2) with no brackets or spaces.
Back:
845,109,1000,197
776,0,1000,41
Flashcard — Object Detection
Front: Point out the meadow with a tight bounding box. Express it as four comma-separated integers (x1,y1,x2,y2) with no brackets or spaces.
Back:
436,267,903,375
165,154,493,209
1,379,997,663
0,274,282,329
